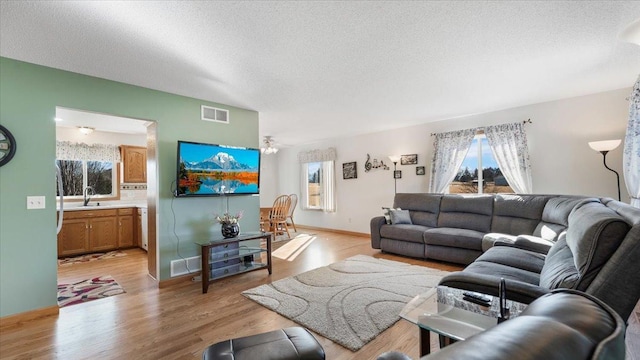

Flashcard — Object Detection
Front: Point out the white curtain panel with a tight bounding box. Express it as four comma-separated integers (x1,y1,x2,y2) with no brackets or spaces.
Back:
485,122,533,194
322,161,336,212
300,164,310,210
56,141,121,162
428,128,476,193
624,74,640,207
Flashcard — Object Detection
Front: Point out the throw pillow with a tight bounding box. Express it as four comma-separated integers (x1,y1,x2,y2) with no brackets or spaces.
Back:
389,209,412,225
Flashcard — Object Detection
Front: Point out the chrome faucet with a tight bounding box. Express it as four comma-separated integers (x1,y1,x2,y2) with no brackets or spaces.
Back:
83,186,95,206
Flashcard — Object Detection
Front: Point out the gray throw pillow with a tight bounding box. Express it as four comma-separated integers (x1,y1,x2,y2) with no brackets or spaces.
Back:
389,209,412,225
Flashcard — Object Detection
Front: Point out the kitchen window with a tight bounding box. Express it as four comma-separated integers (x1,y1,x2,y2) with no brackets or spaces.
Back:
56,141,122,200
56,159,119,199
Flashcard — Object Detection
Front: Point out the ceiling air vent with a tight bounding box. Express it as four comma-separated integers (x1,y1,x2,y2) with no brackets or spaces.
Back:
201,105,229,124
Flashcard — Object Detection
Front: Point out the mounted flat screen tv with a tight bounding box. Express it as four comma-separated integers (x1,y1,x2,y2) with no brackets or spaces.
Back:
176,140,260,197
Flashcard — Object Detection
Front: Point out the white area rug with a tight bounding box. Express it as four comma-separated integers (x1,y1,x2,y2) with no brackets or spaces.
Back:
242,254,449,351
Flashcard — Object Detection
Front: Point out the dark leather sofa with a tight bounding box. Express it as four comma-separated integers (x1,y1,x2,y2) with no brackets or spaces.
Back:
371,193,640,320
378,289,627,360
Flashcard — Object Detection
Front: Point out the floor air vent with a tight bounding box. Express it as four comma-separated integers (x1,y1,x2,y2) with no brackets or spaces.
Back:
170,256,201,277
201,105,229,124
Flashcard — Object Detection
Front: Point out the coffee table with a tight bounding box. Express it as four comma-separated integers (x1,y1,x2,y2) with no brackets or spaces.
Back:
400,286,528,355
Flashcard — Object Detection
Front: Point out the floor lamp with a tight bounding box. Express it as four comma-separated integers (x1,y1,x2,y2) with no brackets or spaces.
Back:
588,139,622,201
388,155,401,194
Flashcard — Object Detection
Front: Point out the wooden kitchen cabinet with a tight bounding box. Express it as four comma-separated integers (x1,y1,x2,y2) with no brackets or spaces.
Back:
89,216,118,251
57,218,90,256
118,208,135,248
57,207,136,258
121,145,147,183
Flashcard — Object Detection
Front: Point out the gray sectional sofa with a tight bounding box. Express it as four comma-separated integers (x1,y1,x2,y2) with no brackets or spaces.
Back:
370,193,640,320
371,193,582,265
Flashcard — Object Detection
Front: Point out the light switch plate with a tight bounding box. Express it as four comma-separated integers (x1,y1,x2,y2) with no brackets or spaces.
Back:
27,196,45,209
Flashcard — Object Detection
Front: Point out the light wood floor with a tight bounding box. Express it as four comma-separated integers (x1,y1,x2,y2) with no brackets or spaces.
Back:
3,229,637,360
0,229,462,360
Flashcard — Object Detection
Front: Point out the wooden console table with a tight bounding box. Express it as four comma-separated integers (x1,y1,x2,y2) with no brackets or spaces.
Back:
196,231,273,293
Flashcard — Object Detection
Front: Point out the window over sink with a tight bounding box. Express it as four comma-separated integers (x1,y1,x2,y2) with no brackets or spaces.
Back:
56,159,119,199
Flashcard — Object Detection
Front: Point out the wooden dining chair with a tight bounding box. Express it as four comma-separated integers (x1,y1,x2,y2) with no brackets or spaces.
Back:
287,194,298,232
269,195,291,238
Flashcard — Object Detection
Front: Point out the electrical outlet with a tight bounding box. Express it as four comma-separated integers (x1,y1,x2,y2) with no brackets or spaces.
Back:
27,196,46,209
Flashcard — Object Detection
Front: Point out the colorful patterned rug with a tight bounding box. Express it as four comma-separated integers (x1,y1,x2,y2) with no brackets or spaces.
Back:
57,275,126,307
58,250,126,266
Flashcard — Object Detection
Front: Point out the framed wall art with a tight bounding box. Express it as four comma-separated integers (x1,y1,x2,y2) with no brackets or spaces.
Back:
416,166,425,175
342,161,357,179
401,154,418,165
394,170,402,179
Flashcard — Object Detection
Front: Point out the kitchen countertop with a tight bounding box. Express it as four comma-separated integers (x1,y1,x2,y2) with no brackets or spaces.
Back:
58,202,147,211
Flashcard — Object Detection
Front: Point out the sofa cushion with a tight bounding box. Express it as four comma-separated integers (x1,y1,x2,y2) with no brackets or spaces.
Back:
533,197,585,241
393,193,442,227
380,224,430,244
437,195,493,233
389,209,412,224
474,246,546,274
513,235,554,254
490,194,549,235
463,260,541,285
539,238,580,290
424,228,484,250
564,200,630,291
482,233,517,252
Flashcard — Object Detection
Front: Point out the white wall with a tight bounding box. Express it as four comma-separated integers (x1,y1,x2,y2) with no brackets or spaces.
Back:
267,88,632,234
259,152,279,207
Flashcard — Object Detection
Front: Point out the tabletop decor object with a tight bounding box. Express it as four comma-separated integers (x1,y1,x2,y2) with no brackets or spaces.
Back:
215,211,243,238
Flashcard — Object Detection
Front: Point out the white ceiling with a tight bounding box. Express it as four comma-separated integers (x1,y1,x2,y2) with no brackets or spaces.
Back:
55,107,150,135
1,1,639,145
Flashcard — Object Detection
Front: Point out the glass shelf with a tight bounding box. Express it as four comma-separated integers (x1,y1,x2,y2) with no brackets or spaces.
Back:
198,231,272,293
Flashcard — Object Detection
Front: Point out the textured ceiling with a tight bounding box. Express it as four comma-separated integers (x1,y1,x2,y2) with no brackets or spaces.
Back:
1,1,639,146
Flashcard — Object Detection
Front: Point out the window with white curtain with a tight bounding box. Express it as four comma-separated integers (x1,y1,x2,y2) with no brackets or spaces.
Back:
298,148,336,212
56,141,121,200
449,134,514,194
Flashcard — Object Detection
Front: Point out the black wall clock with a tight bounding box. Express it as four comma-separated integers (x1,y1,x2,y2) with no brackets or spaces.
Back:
0,124,17,167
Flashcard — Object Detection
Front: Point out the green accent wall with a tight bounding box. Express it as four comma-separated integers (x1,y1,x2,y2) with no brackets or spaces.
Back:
0,57,260,317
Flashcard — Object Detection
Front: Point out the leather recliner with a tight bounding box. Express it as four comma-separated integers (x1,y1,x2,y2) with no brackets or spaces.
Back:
378,289,627,360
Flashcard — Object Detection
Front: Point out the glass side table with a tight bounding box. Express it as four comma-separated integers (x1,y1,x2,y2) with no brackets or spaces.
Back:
400,286,528,356
195,231,273,294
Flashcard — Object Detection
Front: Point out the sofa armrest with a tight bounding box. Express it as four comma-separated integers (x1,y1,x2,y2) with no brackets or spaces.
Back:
492,235,553,254
370,216,387,249
438,271,550,304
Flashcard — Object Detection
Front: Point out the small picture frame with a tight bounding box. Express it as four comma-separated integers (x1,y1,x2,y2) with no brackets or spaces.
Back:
342,161,357,179
416,166,425,175
401,154,418,165
394,170,402,179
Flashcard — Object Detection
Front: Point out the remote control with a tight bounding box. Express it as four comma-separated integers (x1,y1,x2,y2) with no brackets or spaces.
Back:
463,295,491,307
463,291,491,303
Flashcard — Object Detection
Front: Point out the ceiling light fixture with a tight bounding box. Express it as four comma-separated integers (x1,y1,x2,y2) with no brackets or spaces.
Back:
77,126,95,135
261,136,279,155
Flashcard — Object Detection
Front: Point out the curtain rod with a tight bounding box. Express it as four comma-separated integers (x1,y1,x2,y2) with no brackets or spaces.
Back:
430,118,532,136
